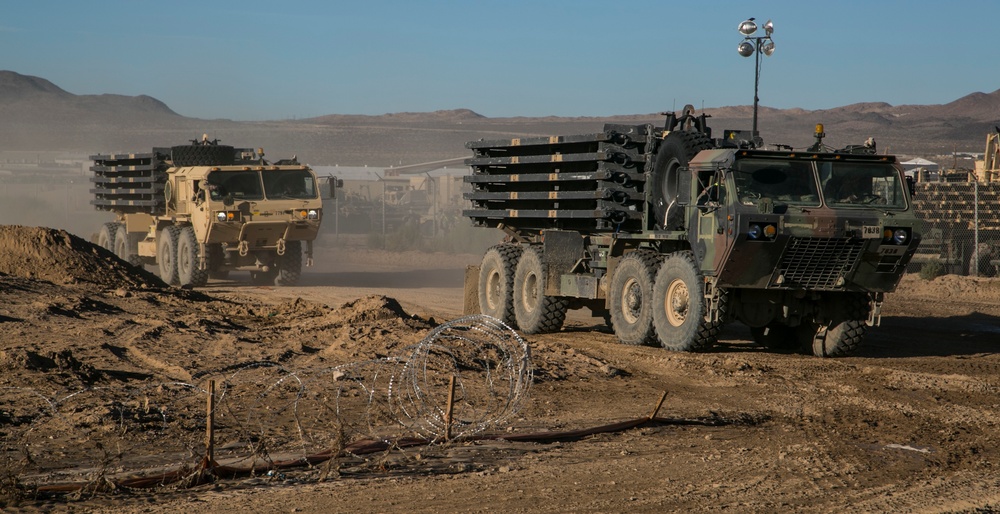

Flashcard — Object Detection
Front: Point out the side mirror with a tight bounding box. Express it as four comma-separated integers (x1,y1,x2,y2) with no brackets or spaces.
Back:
323,176,343,199
905,176,915,197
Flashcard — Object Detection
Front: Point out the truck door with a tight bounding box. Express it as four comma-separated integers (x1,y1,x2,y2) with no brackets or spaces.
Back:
692,169,734,276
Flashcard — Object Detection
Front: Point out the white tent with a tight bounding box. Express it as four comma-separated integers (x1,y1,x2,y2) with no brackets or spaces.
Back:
900,157,940,180
900,157,939,171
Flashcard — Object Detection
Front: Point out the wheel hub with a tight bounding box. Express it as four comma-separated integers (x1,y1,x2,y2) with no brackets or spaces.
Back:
665,279,689,327
622,278,642,324
522,272,539,311
486,270,502,310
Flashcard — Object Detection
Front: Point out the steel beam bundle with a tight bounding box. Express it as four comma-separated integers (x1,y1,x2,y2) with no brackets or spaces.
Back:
89,149,170,214
462,124,654,234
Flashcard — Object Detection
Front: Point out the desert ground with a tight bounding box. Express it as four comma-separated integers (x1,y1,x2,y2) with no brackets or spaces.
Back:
0,226,999,513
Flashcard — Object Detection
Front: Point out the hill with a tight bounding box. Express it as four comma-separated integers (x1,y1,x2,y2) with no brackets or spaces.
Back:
1,70,999,165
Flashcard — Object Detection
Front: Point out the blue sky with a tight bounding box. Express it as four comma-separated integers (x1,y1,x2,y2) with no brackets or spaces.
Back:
3,1,996,120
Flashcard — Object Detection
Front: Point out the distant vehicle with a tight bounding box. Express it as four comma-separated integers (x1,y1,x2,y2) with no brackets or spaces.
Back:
91,137,327,286
910,129,1000,276
463,106,921,357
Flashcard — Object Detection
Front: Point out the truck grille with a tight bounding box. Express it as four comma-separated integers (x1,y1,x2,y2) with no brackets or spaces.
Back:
775,237,864,289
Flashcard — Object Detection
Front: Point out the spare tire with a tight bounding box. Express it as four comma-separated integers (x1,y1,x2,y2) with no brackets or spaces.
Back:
171,145,235,167
648,131,712,230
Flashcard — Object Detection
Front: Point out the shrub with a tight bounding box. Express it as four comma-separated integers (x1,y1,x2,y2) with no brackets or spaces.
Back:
918,261,944,280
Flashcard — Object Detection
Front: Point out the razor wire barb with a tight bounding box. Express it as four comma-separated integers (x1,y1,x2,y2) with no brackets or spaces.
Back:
389,315,532,440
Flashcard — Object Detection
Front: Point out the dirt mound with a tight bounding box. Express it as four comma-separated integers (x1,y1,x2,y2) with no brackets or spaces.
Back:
330,295,413,325
0,347,100,383
0,225,163,289
300,295,432,364
896,273,1000,303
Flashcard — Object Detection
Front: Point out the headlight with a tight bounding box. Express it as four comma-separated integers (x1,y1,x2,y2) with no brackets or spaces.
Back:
747,222,777,241
216,211,227,222
882,227,910,245
308,209,318,220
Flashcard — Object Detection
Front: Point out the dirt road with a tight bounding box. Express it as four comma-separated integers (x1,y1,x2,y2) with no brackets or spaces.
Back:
2,228,1000,512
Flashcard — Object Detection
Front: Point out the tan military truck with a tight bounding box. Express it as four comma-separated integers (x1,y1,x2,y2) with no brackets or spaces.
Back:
91,137,324,286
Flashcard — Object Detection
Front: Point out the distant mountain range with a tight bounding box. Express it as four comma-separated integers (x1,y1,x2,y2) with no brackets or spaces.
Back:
1,70,997,166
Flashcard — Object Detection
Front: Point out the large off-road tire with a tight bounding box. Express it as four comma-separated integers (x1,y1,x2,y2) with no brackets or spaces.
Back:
512,246,568,334
170,144,235,167
176,226,208,287
275,240,303,286
807,294,870,357
478,244,523,327
114,224,143,267
652,251,721,352
97,222,120,251
649,132,713,230
608,251,661,346
750,323,799,352
157,226,181,286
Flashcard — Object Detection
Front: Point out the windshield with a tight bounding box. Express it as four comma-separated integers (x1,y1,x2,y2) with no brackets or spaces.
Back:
262,169,318,199
732,159,821,207
818,162,906,209
206,170,263,201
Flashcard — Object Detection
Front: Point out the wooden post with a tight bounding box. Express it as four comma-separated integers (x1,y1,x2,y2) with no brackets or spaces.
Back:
205,379,216,466
444,375,456,440
648,390,668,421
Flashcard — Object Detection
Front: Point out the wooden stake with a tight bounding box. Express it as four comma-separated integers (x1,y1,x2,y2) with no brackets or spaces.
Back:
444,375,456,440
648,390,668,421
206,379,216,465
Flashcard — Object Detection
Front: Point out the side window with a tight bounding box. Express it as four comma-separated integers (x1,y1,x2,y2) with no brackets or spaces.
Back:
696,170,723,205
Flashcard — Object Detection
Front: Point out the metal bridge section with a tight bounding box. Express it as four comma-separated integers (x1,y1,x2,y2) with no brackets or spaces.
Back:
89,150,170,213
463,124,655,234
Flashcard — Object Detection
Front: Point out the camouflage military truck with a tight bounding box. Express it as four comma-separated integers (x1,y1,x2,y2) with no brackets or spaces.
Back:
462,107,922,357
90,137,324,287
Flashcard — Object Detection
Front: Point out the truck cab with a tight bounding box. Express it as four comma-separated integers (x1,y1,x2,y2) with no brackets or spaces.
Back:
679,144,920,355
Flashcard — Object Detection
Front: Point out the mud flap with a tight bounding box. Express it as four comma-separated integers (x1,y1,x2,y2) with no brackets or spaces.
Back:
464,264,481,315
867,292,882,327
703,281,726,324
